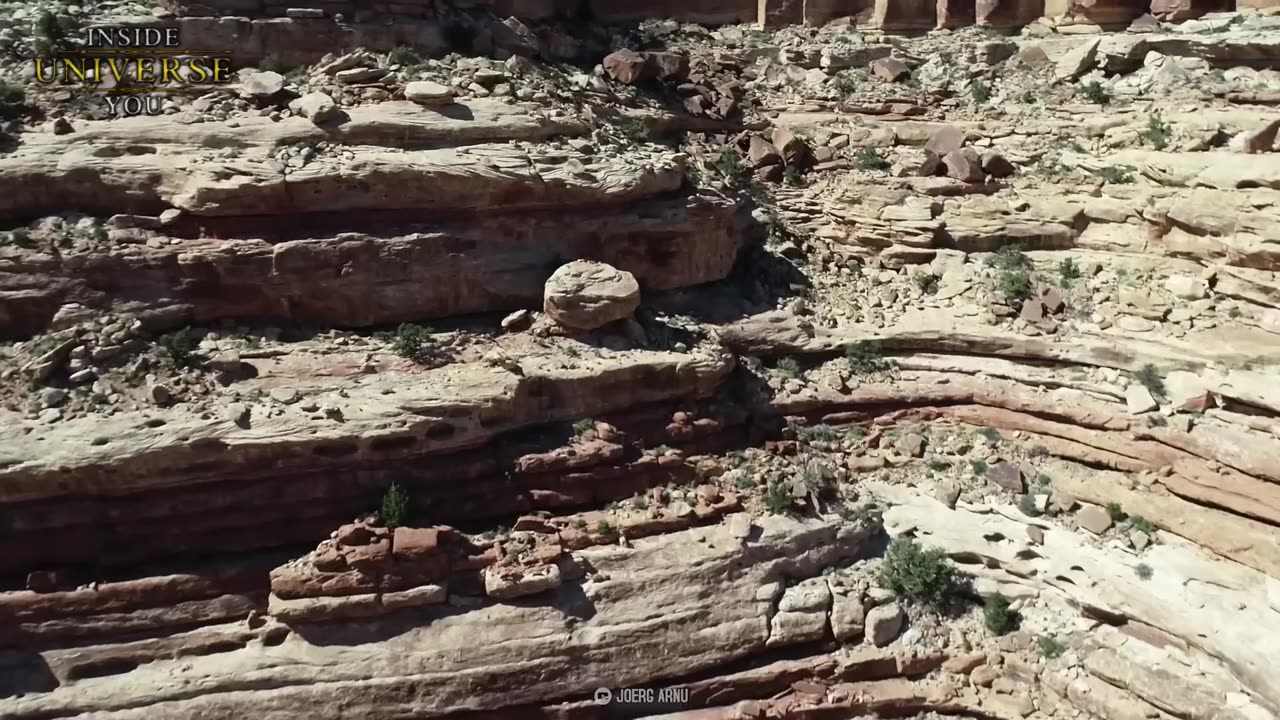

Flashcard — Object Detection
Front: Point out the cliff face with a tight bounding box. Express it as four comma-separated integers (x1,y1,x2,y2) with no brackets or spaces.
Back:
2,1,1280,720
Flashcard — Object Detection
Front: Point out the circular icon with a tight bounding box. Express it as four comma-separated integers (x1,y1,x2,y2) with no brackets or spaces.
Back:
593,687,613,706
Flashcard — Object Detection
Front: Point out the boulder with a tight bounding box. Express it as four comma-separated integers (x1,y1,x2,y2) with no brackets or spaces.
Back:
771,127,810,167
943,148,985,182
830,590,866,641
1054,39,1100,82
543,261,641,330
405,81,454,106
603,49,647,84
747,135,781,168
1077,505,1113,534
1164,275,1208,299
871,57,911,82
985,461,1025,493
1125,384,1158,414
289,92,342,124
925,126,966,158
1229,118,1280,154
865,602,905,646
237,70,285,100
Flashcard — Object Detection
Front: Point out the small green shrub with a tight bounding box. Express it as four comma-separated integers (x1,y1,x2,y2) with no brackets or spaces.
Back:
783,165,805,187
970,79,992,104
160,327,203,368
596,519,615,535
855,146,889,171
1129,516,1156,534
878,537,955,606
983,594,1014,634
970,459,988,475
257,52,290,73
390,323,435,363
764,481,794,515
1141,115,1172,150
715,149,746,187
572,418,597,436
1135,364,1167,400
1078,81,1111,105
1135,562,1154,580
928,460,952,472
380,482,412,529
387,45,423,67
999,269,1033,304
988,244,1031,272
845,342,890,375
2,228,33,248
1098,166,1134,184
776,356,802,378
0,80,24,106
1107,502,1128,522
979,427,1002,443
1058,257,1081,286
1018,493,1041,517
35,11,69,54
1037,635,1066,659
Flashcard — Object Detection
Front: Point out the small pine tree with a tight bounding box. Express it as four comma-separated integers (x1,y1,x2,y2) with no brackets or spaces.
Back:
380,482,412,529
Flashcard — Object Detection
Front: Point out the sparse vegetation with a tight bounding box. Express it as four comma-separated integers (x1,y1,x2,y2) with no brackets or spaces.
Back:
879,537,956,607
596,519,615,535
34,11,69,54
999,269,1033,304
1018,493,1041,517
387,45,424,67
983,594,1014,634
928,460,952,472
380,482,412,529
979,427,1002,443
970,79,992,104
1129,516,1156,535
989,244,1031,272
390,323,435,363
0,80,27,120
796,423,839,443
257,52,289,73
1141,115,1172,150
1037,635,1067,659
776,356,803,378
764,481,795,515
845,342,891,375
1107,502,1128,522
160,327,203,368
715,149,746,187
1135,562,1154,581
855,146,889,171
1098,166,1134,184
572,418,597,436
783,166,805,187
615,117,650,142
970,459,989,475
1078,81,1111,105
913,273,939,295
1058,257,1082,287
1135,364,1167,400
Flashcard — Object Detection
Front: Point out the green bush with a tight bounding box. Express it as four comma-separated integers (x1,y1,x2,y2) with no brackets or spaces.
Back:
390,323,435,363
596,519,615,535
845,342,890,375
775,356,802,378
855,146,889,171
387,45,423,67
765,481,794,515
988,244,1031,272
1129,516,1156,534
913,273,939,295
984,594,1014,634
1037,635,1066,659
572,418,597,436
1141,115,1172,150
1058,257,1081,286
1135,364,1167,400
999,269,1033,304
715,149,746,187
1107,501,1128,522
878,537,955,606
160,327,203,368
34,11,69,54
1018,493,1041,517
1078,81,1111,105
970,459,988,475
970,79,992,104
979,427,1002,443
380,482,412,529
